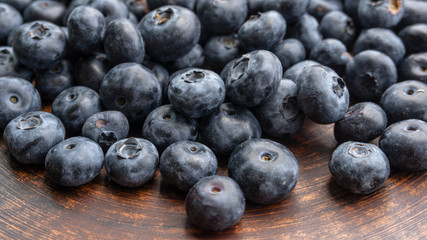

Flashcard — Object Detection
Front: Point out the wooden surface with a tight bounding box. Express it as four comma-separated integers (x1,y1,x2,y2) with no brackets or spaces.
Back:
0,119,426,240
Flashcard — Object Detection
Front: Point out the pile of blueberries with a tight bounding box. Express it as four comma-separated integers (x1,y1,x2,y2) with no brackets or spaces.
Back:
0,0,426,232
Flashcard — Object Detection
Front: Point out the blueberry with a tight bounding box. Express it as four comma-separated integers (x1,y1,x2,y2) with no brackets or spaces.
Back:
398,23,427,54
379,119,427,171
228,138,298,204
35,59,74,102
0,46,32,80
167,44,204,72
12,21,67,70
319,11,357,49
0,76,41,130
272,39,306,72
357,0,404,28
146,0,196,10
52,86,102,134
286,14,323,52
123,0,149,20
353,28,406,65
329,141,390,194
0,3,23,45
23,0,66,26
309,38,351,75
398,52,427,83
252,79,305,138
199,102,262,156
345,50,397,101
0,0,32,12
87,0,129,25
162,68,192,104
142,104,198,152
168,68,225,118
138,5,200,62
82,111,129,151
160,141,217,191
396,0,427,29
296,65,349,124
238,10,286,51
142,60,170,104
3,111,65,164
283,60,320,83
67,6,106,55
334,102,388,143
105,138,159,187
185,175,245,231
343,0,361,22
263,0,310,23
225,50,282,107
74,52,109,91
380,80,427,123
196,0,248,35
308,0,343,21
100,63,162,123
220,58,238,81
104,18,145,67
45,136,104,187
204,35,241,72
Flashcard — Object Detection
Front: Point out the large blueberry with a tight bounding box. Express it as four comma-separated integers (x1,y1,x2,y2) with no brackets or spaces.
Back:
225,50,282,107
283,60,320,83
100,63,162,123
228,138,299,204
204,35,241,72
74,52,109,91
0,3,23,45
329,141,390,194
0,47,32,80
398,23,427,54
0,76,41,130
286,14,323,51
23,0,66,26
398,52,427,83
309,38,351,75
272,39,306,72
319,11,357,48
160,141,217,191
296,65,349,124
358,0,404,28
3,111,65,164
35,59,74,102
105,138,159,187
45,137,104,187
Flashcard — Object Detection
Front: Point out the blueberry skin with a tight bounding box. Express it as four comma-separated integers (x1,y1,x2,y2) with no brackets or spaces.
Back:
297,65,349,124
334,102,388,143
162,68,191,104
272,39,306,72
358,0,404,28
238,10,287,51
0,77,41,130
23,0,66,26
220,58,238,82
263,0,310,23
105,138,159,187
308,0,343,21
228,138,299,204
380,80,427,124
252,79,305,138
283,60,319,83
52,86,102,134
379,119,427,171
226,50,282,107
0,3,23,45
87,0,129,24
12,21,67,70
74,52,109,91
398,53,427,83
398,23,427,54
45,137,104,187
309,38,351,76
199,102,262,156
0,46,32,81
100,63,162,123
0,0,32,12
168,68,225,118
35,60,74,102
196,0,248,35
142,105,198,153
3,111,65,164
82,111,129,151
329,141,390,194
345,50,397,101
104,18,145,67
319,11,357,48
396,0,427,29
204,35,241,72
247,0,264,16
146,0,196,10
185,175,245,231
123,0,149,20
167,44,204,72
353,28,406,65
287,14,323,52
67,6,106,55
160,141,218,191
143,60,170,104
138,5,201,62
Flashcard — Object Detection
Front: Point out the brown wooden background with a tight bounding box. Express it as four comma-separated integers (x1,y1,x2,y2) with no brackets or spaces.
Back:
0,119,426,239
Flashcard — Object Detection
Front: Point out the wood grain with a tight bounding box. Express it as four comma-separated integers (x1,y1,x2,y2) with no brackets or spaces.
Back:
0,119,426,240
